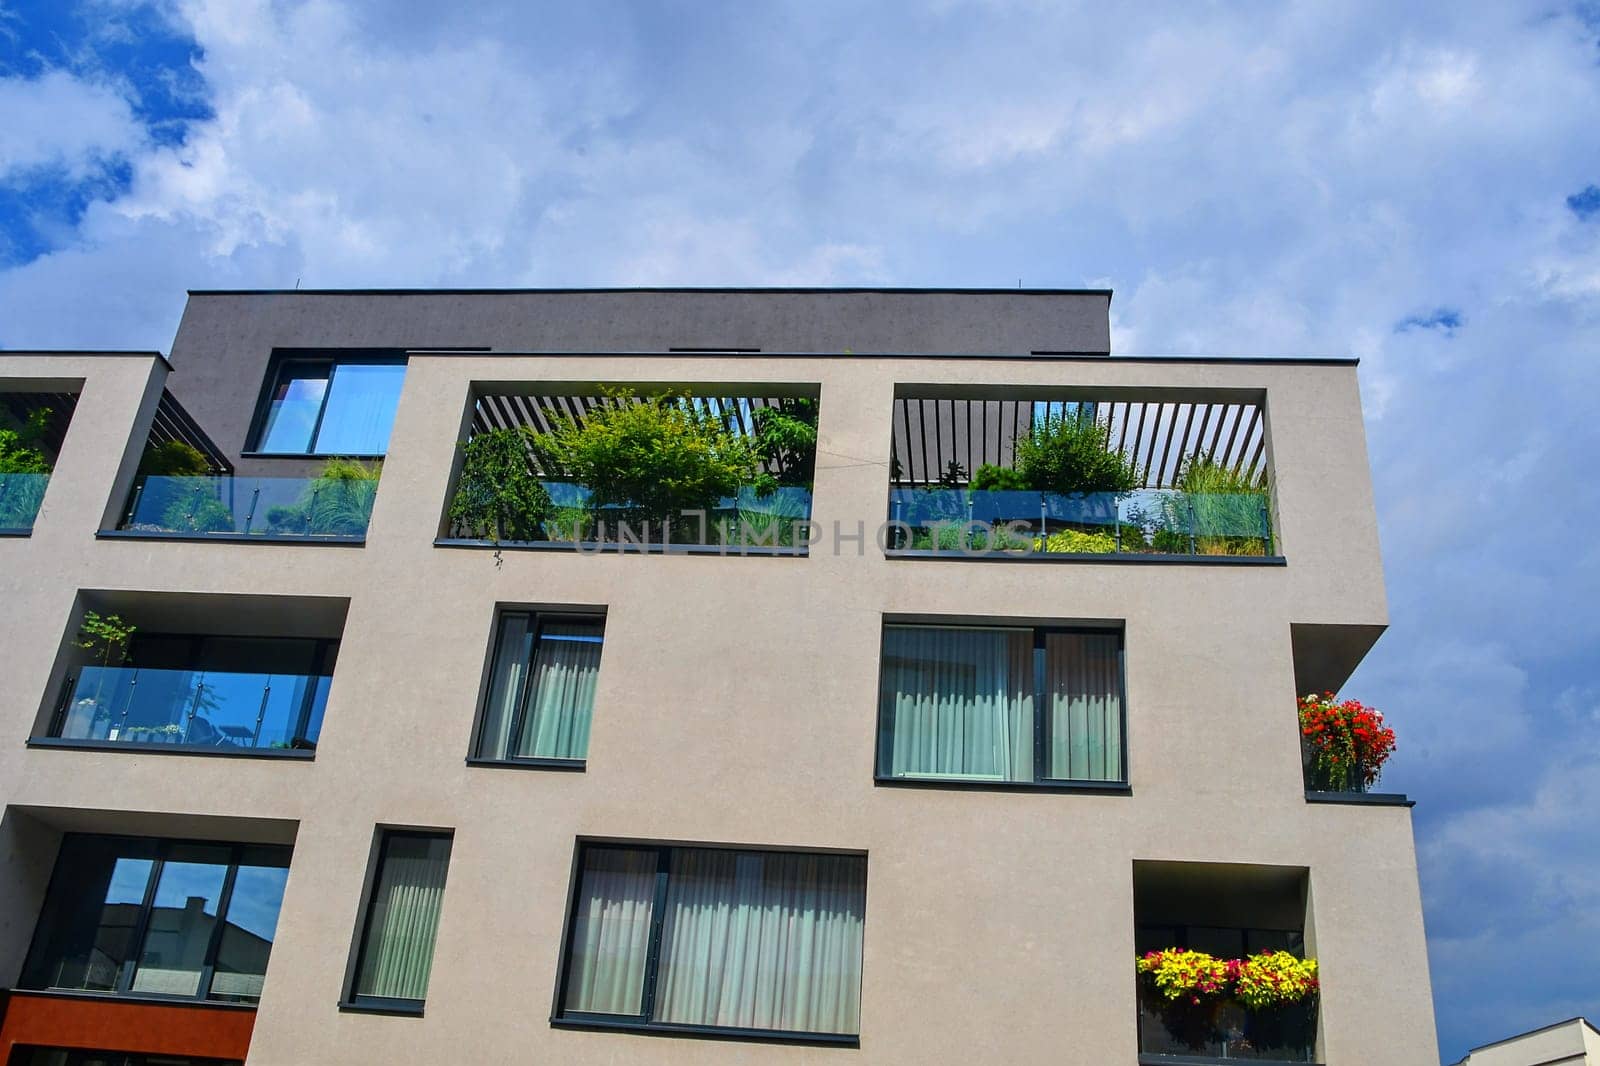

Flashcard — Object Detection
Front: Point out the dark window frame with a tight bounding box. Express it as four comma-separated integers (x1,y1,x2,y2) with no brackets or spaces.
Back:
18,833,292,1006
42,631,337,755
243,349,407,459
550,840,866,1048
466,608,606,771
340,828,453,1017
873,620,1131,793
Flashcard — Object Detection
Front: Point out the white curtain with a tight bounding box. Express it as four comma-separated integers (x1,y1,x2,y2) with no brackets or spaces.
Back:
313,363,405,454
477,616,531,759
1045,632,1123,781
880,625,1034,781
516,623,603,760
653,849,866,1035
563,847,658,1015
355,835,452,1001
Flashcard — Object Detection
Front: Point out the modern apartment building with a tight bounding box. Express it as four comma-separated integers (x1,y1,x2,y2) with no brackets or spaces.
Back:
0,288,1437,1065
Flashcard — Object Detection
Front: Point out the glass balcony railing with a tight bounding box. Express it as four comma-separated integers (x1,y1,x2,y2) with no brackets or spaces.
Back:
0,472,49,533
1138,987,1317,1062
50,666,329,752
120,474,376,539
450,482,814,549
887,488,1274,557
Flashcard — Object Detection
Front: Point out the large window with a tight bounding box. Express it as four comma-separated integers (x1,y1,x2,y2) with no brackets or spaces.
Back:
556,843,867,1042
20,835,290,1004
251,354,406,457
472,611,604,765
876,623,1125,787
346,830,453,1013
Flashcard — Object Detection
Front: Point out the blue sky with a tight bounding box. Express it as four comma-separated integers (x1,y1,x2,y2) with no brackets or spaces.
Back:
2,2,1598,1060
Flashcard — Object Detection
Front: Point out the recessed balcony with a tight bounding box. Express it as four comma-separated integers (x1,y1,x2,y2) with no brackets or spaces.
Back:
886,390,1280,562
0,387,79,536
439,385,818,554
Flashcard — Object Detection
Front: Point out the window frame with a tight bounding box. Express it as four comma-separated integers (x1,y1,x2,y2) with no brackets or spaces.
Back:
340,827,454,1017
18,833,292,1006
465,608,606,771
550,840,866,1048
243,350,407,459
872,620,1132,794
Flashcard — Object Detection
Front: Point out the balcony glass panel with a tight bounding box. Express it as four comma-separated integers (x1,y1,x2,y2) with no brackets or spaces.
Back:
887,488,1273,557
57,667,328,751
121,474,375,538
0,472,49,532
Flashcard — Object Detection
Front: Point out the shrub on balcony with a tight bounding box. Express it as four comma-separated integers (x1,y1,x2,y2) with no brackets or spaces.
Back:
1014,409,1139,495
137,440,211,477
1170,455,1271,555
448,427,552,542
968,463,1028,491
538,390,759,533
160,481,233,533
1299,692,1396,791
750,396,818,495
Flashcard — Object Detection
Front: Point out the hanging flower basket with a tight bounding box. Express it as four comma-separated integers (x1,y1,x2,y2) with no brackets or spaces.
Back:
1137,949,1319,1058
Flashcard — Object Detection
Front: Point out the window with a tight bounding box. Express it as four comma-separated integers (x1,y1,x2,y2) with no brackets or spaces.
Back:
346,831,453,1012
876,623,1125,787
19,835,290,1004
473,611,604,765
556,843,867,1042
251,354,406,456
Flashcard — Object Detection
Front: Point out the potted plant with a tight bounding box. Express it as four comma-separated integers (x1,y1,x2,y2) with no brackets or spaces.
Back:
1137,948,1319,1058
1299,692,1397,792
1137,949,1235,1051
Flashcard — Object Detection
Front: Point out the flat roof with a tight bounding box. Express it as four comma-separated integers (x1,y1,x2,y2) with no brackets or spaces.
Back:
186,285,1115,298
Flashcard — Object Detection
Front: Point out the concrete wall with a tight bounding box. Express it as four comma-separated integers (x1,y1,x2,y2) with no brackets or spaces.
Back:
1452,1018,1599,1065
163,289,1112,476
0,338,1434,1066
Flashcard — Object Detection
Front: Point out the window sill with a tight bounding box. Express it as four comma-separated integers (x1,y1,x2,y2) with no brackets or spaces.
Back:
1304,789,1413,808
0,528,34,537
875,774,1131,795
466,756,585,772
435,537,807,557
551,1014,858,1048
339,998,425,1017
98,528,366,546
27,737,316,760
885,548,1286,566
6,987,259,1011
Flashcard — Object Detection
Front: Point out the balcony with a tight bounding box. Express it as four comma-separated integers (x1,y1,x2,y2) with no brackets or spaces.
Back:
30,592,344,759
440,386,817,554
115,470,376,542
1134,862,1320,1065
886,390,1279,562
0,388,79,536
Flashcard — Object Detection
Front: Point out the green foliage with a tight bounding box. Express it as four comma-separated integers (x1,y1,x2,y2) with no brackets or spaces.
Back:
1033,528,1118,554
724,491,810,548
0,408,52,476
75,611,137,666
936,460,968,487
545,505,593,542
303,458,381,536
160,480,233,533
1014,410,1139,495
750,397,818,495
448,427,553,542
538,390,759,529
969,463,1028,491
137,440,211,477
0,470,47,528
1169,456,1271,555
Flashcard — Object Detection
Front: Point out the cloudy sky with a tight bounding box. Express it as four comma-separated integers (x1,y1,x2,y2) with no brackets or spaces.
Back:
2,1,1597,1059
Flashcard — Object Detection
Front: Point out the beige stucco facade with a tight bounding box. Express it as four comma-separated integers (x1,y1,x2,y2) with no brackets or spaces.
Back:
0,290,1438,1064
1451,1018,1600,1066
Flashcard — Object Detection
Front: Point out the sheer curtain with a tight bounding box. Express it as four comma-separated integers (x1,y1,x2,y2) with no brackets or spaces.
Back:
1045,632,1123,781
313,363,406,455
355,834,452,1001
654,849,865,1035
563,847,658,1015
516,623,603,760
477,616,531,759
879,625,1034,781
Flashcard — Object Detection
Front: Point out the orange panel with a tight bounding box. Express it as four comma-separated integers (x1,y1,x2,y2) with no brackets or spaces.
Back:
0,990,255,1062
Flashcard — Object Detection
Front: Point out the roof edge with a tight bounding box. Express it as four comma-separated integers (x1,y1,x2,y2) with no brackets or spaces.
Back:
0,349,172,370
401,349,1358,367
185,285,1115,298
1456,1017,1598,1058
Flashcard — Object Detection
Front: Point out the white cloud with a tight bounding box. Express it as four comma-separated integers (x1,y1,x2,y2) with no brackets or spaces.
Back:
0,68,141,178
